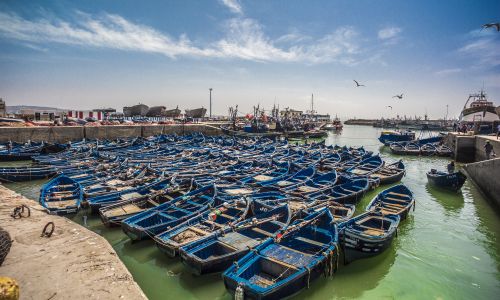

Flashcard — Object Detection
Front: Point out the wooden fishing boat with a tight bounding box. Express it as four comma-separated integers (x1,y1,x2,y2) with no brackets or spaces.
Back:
239,162,290,186
389,142,406,155
98,179,195,226
153,197,251,257
404,142,421,155
87,176,171,211
366,184,415,219
0,165,57,182
223,207,338,300
259,166,315,190
369,160,405,185
426,170,467,191
121,184,217,241
308,176,370,205
435,145,453,157
179,204,291,275
420,143,437,156
39,175,83,214
339,211,400,264
346,155,383,176
286,170,338,196
306,202,355,223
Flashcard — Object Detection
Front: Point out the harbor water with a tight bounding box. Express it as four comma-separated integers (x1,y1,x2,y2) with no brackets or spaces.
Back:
4,125,500,299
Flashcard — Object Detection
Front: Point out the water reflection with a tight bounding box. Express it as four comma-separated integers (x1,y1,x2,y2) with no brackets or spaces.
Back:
425,183,465,215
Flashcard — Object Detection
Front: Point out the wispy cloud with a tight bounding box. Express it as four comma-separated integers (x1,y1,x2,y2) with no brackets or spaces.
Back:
0,11,376,65
458,32,500,67
219,0,243,14
434,68,462,77
378,26,402,44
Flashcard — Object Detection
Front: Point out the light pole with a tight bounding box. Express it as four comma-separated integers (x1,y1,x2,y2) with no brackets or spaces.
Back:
209,88,213,119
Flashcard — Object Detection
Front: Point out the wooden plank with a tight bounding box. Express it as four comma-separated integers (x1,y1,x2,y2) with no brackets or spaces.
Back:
252,227,274,237
294,236,326,248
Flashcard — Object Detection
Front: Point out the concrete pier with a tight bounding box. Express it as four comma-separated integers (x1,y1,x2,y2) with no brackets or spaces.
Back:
445,133,500,162
464,158,500,209
0,185,146,300
0,124,223,143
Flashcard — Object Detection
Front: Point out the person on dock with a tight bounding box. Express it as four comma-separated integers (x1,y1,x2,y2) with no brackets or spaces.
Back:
484,141,495,160
447,161,455,174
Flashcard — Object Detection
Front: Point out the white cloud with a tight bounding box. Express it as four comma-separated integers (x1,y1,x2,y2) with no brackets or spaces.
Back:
434,68,462,77
0,11,375,65
378,26,402,41
219,0,243,14
458,36,500,67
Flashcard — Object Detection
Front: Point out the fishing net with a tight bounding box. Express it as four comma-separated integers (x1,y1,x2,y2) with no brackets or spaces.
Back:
0,227,12,266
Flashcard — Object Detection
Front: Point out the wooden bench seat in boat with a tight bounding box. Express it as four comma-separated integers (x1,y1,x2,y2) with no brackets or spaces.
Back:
354,225,386,236
121,192,142,200
147,199,160,206
219,232,261,250
294,236,326,248
384,196,409,203
46,200,77,208
387,192,410,198
253,175,275,182
261,244,314,268
252,227,274,237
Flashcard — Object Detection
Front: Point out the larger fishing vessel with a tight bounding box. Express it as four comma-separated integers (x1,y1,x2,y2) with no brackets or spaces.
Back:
459,90,498,122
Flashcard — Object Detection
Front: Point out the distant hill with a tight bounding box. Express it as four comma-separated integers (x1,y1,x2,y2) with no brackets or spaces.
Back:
6,105,68,113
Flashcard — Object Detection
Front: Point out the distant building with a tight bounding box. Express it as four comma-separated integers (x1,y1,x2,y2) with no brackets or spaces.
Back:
15,108,64,121
0,98,5,117
67,110,108,120
302,113,331,122
280,109,303,118
123,104,149,117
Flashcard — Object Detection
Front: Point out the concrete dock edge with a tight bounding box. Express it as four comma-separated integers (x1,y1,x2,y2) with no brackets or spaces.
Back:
0,185,147,300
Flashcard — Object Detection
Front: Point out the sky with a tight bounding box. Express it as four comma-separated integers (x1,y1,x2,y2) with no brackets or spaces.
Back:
0,0,499,119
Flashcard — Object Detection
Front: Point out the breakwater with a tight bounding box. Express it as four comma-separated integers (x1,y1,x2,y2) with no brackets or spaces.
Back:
464,158,500,209
0,124,223,143
0,185,146,299
444,133,500,162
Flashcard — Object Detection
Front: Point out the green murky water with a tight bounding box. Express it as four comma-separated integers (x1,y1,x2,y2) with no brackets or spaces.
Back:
3,125,500,299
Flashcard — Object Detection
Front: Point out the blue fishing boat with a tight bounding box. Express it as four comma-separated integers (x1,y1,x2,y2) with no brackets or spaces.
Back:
153,197,251,257
259,166,315,190
366,184,415,219
369,160,405,185
308,176,370,205
378,130,415,146
87,175,171,211
223,207,338,300
404,142,421,155
420,143,437,156
0,165,57,182
339,211,400,264
179,204,291,275
39,175,83,214
286,170,338,196
98,179,195,227
346,155,383,175
427,170,467,191
389,142,406,155
121,184,217,241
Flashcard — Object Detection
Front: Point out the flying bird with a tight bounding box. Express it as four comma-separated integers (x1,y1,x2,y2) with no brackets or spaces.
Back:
386,106,393,110
393,94,404,99
481,23,500,31
353,80,365,87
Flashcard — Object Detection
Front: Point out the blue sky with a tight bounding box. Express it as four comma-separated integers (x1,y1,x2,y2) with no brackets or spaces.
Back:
0,0,499,119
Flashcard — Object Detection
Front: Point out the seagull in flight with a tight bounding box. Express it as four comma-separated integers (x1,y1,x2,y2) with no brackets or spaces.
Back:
482,23,500,31
386,106,393,110
353,80,365,87
393,94,404,100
